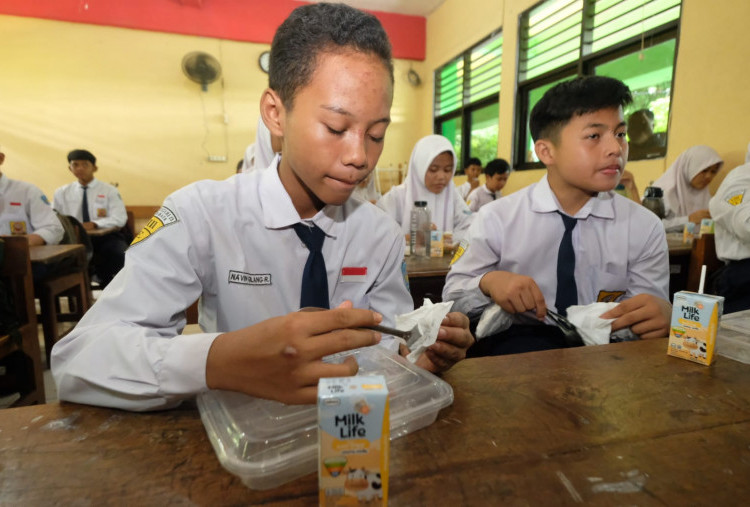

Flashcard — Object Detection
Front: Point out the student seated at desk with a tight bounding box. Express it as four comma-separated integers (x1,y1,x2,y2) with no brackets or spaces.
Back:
51,3,473,412
377,135,473,248
0,145,63,247
467,158,510,212
456,157,482,201
653,145,723,232
53,149,128,288
709,160,750,313
443,76,671,356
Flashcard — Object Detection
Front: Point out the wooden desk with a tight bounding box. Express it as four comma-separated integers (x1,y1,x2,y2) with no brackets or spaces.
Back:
405,254,452,305
86,226,118,237
2,339,748,504
29,244,84,265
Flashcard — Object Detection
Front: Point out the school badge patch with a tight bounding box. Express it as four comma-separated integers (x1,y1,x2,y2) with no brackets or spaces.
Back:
9,221,27,235
450,240,468,265
727,191,745,206
597,290,626,303
131,206,178,246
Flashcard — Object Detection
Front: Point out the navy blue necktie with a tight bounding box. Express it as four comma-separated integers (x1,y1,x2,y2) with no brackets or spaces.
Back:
81,186,90,223
555,212,578,317
293,222,329,309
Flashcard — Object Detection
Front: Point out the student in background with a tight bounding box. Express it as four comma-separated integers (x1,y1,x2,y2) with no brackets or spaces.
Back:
709,159,750,313
53,149,128,288
0,145,63,247
626,109,665,161
457,157,482,200
352,171,381,204
653,145,723,232
467,158,510,212
241,117,282,172
444,76,671,356
52,3,473,412
377,135,473,248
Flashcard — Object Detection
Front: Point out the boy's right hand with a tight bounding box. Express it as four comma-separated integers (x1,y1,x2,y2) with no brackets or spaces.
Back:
205,308,383,405
479,270,547,319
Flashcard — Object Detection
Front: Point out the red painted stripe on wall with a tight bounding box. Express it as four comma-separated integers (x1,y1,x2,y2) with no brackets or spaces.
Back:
0,0,425,60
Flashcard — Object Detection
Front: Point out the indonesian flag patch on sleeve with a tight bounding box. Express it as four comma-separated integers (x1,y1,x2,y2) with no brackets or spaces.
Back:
340,266,367,283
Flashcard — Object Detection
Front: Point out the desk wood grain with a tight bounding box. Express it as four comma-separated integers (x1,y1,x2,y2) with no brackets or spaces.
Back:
29,244,84,265
2,339,749,505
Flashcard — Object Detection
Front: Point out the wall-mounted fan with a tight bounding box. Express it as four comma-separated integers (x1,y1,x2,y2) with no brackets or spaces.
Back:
181,51,222,91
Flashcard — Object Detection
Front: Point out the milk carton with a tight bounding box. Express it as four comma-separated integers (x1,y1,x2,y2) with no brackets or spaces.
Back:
430,231,444,257
318,376,389,506
667,291,725,365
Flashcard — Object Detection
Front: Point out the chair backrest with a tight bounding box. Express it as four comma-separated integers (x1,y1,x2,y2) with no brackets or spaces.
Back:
0,236,35,330
120,210,135,244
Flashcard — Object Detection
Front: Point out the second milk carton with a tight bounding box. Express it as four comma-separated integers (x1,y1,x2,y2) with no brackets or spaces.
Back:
318,375,389,506
667,291,725,365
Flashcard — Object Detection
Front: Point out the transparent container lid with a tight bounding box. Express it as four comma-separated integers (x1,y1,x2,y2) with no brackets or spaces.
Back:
198,346,453,490
721,309,750,335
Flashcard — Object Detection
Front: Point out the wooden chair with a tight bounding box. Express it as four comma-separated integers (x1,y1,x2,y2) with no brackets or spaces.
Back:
686,233,722,293
0,236,45,407
36,215,92,366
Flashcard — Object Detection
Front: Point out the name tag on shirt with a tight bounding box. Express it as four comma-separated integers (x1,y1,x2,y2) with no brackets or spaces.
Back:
340,266,367,283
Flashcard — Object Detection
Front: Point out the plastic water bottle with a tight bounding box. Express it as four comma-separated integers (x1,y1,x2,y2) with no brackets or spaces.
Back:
410,201,431,257
642,185,666,219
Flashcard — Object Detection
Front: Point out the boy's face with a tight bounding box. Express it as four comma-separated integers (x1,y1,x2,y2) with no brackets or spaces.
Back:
69,159,97,185
424,151,454,194
465,164,481,181
266,50,392,217
536,106,628,200
486,172,509,193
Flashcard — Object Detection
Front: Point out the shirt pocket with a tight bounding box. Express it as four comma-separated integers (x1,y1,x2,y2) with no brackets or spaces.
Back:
590,268,628,303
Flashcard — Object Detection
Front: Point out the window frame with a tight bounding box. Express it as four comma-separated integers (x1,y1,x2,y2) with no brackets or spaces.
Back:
434,29,502,171
514,0,681,170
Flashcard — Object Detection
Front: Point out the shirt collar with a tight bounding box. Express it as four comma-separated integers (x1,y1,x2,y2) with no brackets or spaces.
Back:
530,173,615,219
78,178,97,190
258,158,342,238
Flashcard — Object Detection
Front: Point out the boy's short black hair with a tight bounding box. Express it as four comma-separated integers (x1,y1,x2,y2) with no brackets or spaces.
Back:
269,3,393,110
466,157,482,167
484,158,510,177
530,76,632,142
67,149,96,165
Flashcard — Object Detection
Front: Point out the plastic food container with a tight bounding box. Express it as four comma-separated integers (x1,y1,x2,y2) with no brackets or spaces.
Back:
717,309,750,364
197,346,454,490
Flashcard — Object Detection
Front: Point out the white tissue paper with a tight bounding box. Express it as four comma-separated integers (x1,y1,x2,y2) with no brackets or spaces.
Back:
396,298,454,363
565,302,620,345
475,303,513,339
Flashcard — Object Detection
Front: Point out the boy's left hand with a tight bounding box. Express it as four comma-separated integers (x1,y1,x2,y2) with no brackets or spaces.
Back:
599,294,672,339
412,312,474,373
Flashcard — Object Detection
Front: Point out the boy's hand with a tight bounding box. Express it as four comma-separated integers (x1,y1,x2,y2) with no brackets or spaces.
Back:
599,294,672,339
479,270,547,319
205,307,383,405
414,312,473,373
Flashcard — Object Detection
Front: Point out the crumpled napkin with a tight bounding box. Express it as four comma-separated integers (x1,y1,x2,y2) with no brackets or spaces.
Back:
395,298,454,363
566,302,638,345
475,304,513,339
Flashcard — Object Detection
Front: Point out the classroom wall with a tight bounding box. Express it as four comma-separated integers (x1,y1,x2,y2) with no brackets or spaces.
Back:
0,14,425,205
429,0,750,196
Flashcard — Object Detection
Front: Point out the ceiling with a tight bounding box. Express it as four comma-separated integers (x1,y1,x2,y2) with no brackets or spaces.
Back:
305,0,447,16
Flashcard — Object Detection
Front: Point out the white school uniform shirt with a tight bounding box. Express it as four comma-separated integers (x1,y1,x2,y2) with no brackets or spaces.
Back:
457,181,473,200
467,184,501,212
0,173,63,244
53,178,127,229
709,163,750,262
51,164,412,411
443,174,669,318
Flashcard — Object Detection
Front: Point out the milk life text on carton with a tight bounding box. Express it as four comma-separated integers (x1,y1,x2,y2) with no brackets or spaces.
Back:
667,291,724,365
318,375,389,506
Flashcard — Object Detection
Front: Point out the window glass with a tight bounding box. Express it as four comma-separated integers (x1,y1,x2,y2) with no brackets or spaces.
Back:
470,102,500,166
589,0,681,53
595,38,675,159
523,77,571,164
435,57,464,117
438,116,463,170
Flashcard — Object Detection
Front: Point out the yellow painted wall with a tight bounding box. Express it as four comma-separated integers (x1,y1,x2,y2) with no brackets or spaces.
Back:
3,0,749,206
0,14,423,204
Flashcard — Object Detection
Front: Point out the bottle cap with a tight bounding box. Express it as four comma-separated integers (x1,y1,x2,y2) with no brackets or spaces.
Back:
414,201,427,207
644,186,663,198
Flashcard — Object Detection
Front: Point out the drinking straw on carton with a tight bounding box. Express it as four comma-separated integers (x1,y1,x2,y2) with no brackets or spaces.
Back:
698,264,707,294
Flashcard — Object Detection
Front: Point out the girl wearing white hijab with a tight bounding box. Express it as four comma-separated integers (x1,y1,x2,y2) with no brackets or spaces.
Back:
377,134,472,246
241,117,279,172
652,145,723,232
